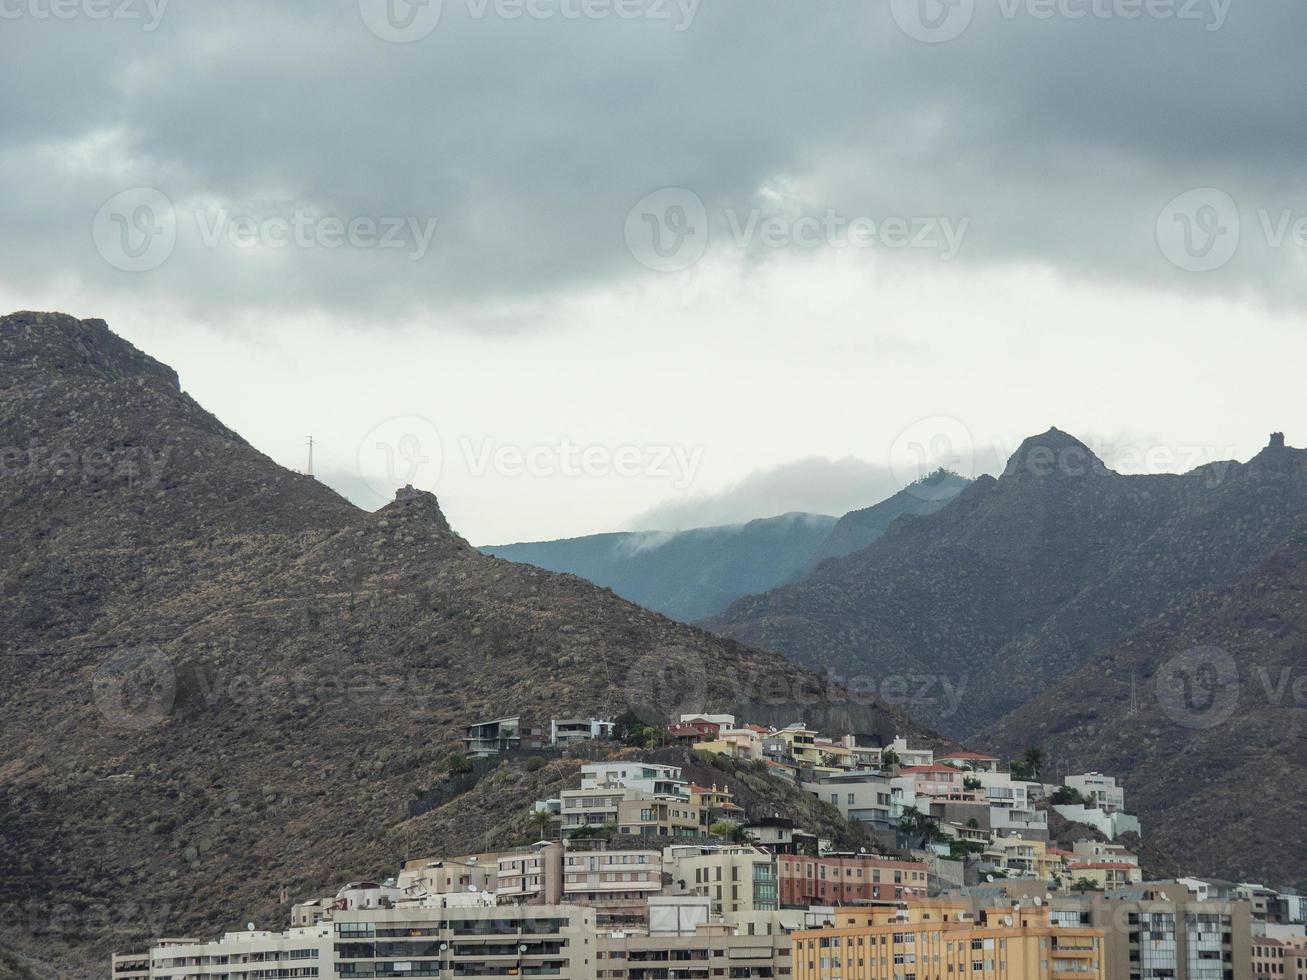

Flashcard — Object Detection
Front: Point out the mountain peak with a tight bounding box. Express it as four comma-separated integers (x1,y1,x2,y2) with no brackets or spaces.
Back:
376,484,455,535
1002,427,1106,480
1,310,180,389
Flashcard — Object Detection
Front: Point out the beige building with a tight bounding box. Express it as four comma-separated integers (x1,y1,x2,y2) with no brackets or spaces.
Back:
146,926,335,980
112,951,151,980
564,844,663,926
1064,861,1143,890
665,844,779,917
957,879,1253,980
793,900,1106,980
983,835,1066,881
616,795,704,838
397,851,500,898
498,842,565,904
598,917,796,980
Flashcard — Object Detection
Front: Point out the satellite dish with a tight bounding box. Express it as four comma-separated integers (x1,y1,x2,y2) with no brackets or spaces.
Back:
1034,897,1043,906
247,922,256,931
986,875,994,883
439,943,448,951
468,885,477,892
519,944,529,953
1004,916,1013,927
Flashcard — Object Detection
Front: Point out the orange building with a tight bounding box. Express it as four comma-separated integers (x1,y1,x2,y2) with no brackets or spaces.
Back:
793,900,1105,980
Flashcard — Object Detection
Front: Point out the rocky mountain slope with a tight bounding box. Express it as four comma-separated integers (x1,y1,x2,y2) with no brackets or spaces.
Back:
982,523,1307,889
0,312,942,978
706,428,1307,737
807,470,970,567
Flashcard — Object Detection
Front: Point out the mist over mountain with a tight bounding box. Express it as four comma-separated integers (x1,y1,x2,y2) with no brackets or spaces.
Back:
483,512,836,621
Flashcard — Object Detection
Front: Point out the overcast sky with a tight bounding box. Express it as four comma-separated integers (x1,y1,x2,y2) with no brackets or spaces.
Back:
3,0,1305,543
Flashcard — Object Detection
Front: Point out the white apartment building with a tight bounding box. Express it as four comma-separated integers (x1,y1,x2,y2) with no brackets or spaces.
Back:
581,763,688,797
881,736,935,768
139,899,600,980
801,770,894,829
1053,803,1140,840
551,717,615,745
1065,772,1126,811
147,926,335,980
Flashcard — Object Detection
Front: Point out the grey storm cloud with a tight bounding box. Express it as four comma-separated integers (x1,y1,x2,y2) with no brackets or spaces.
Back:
2,0,1307,323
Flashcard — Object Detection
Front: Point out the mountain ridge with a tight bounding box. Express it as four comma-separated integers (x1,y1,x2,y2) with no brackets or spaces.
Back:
705,427,1307,736
0,312,946,978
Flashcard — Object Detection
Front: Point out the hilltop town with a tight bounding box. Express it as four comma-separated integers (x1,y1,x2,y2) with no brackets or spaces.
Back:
112,713,1306,980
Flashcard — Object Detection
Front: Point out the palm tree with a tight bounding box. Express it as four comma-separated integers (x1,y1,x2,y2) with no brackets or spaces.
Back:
442,752,474,775
1022,746,1044,779
527,808,554,841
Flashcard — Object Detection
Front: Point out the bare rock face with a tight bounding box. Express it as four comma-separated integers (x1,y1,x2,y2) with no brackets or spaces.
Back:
0,312,940,978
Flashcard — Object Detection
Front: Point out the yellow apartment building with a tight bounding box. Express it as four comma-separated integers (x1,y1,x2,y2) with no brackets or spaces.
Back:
793,901,1105,980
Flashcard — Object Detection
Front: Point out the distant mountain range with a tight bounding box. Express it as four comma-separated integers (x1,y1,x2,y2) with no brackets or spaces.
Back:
482,472,967,621
0,312,939,978
706,428,1307,738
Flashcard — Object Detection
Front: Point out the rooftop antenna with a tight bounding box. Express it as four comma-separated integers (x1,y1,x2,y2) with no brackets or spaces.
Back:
306,435,315,477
